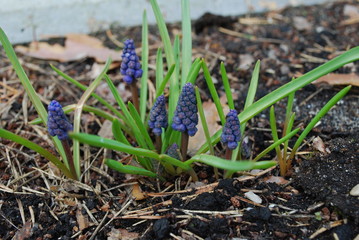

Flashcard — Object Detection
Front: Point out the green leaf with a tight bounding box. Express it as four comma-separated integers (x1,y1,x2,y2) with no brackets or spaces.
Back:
140,10,149,122
269,106,282,163
155,64,175,98
195,87,214,155
186,58,202,84
106,159,157,178
220,62,234,110
155,48,164,90
128,102,154,150
112,119,130,145
253,128,300,162
186,154,276,171
0,128,74,179
181,0,192,87
201,60,226,125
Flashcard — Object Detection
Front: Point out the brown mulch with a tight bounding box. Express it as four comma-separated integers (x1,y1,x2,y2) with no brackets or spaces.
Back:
1,1,359,239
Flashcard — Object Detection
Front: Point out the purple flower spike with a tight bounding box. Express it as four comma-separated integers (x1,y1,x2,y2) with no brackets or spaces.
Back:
221,110,241,150
166,143,180,160
47,100,73,140
172,83,198,136
148,95,168,136
120,39,143,84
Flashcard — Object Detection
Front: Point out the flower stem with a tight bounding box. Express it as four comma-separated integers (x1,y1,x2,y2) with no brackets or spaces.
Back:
130,80,139,113
225,148,232,160
61,139,78,180
155,135,162,153
180,132,189,161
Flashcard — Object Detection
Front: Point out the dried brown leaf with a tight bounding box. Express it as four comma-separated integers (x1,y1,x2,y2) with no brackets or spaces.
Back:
13,221,32,240
313,73,359,87
15,34,122,63
76,204,89,231
108,228,139,240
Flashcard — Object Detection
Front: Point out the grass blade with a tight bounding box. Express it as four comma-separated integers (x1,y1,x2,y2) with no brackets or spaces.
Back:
181,0,192,87
140,10,149,122
195,87,214,155
201,60,226,125
128,102,154,150
220,62,234,110
112,119,130,145
156,64,175,98
155,48,164,90
269,106,283,165
253,128,300,162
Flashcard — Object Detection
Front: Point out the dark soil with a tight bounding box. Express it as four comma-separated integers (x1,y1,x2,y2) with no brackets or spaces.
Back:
1,1,359,239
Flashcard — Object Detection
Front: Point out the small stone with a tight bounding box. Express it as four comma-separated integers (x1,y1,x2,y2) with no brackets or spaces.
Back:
244,191,262,204
349,184,359,196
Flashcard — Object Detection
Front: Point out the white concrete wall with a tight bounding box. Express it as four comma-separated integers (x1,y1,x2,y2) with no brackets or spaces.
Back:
0,0,329,44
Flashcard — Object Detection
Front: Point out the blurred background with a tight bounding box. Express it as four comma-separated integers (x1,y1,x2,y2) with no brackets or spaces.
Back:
0,0,332,44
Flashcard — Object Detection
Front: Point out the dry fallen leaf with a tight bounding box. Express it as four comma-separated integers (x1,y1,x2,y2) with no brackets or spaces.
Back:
312,73,359,87
108,228,139,240
131,182,146,200
76,204,90,231
188,95,229,156
13,221,32,240
98,120,113,139
15,34,122,63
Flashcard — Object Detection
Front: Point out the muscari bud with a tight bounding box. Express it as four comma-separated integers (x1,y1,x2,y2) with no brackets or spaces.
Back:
221,109,241,150
148,95,168,136
171,83,198,136
166,143,180,160
120,39,143,84
47,100,73,140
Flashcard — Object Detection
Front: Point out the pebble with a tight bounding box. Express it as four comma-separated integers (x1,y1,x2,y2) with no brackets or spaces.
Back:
244,191,262,204
349,184,359,196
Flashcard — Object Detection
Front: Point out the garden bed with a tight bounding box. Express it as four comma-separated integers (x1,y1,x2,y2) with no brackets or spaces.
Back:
0,1,358,239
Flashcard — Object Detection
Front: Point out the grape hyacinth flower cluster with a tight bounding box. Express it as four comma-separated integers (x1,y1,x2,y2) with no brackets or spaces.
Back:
47,100,73,141
221,110,241,150
172,83,198,136
148,95,168,136
120,39,143,84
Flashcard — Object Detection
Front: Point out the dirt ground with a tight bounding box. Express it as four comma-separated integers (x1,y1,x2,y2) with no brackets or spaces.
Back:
0,0,359,239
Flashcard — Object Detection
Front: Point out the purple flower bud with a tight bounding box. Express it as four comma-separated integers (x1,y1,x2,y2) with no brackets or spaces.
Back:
120,39,142,84
221,110,241,150
47,100,73,140
148,95,168,136
166,143,180,160
171,83,198,136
